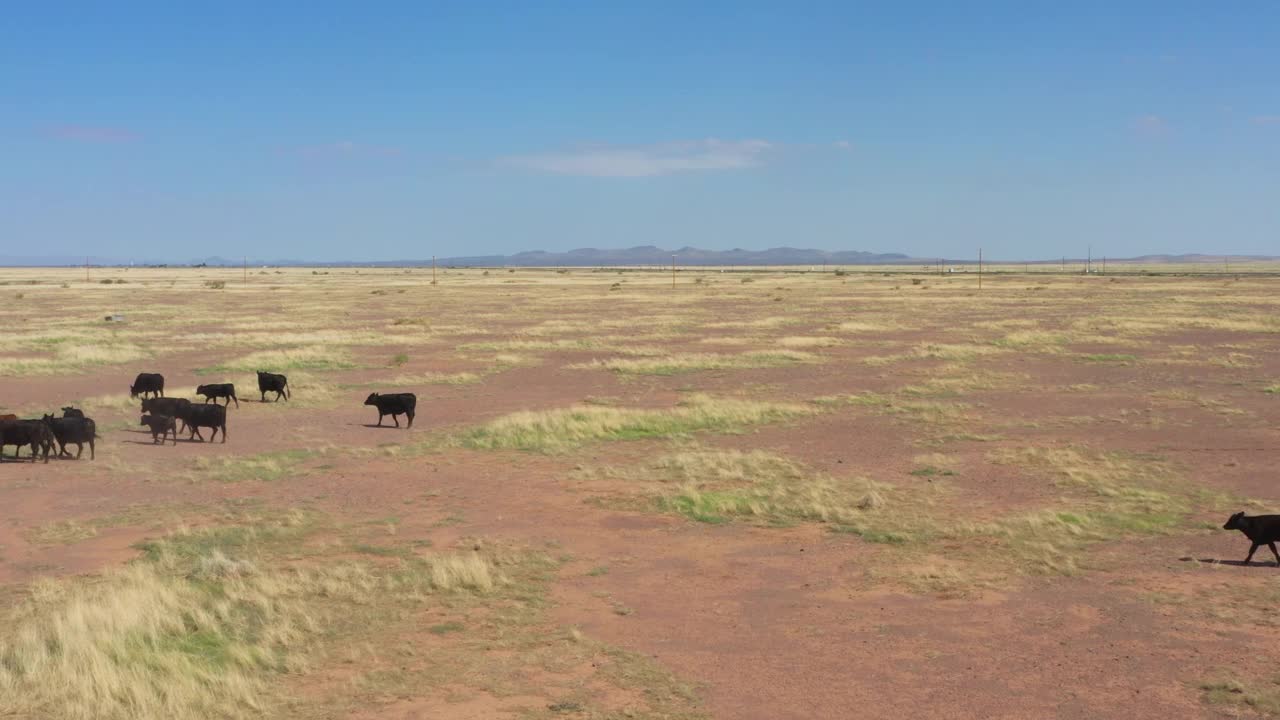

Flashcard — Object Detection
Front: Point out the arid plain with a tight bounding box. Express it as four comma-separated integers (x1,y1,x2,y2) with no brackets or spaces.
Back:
1,265,1278,719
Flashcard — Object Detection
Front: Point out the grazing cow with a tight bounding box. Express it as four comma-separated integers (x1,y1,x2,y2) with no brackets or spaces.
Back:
61,406,85,418
41,414,98,460
129,372,165,399
140,414,178,445
141,397,192,432
257,371,289,402
183,404,227,443
1224,512,1280,566
364,392,417,428
196,383,239,408
0,420,53,463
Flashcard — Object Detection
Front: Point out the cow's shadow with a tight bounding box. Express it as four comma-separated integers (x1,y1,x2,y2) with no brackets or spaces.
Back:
360,423,408,429
1182,557,1280,568
122,428,210,445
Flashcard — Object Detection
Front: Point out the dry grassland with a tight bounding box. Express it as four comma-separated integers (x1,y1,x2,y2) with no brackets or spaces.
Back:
1,264,1279,718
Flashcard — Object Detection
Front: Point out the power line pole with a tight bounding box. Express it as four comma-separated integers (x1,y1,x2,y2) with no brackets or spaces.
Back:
978,248,983,290
432,256,437,284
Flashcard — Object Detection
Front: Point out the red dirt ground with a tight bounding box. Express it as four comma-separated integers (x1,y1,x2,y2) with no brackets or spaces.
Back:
2,272,1279,718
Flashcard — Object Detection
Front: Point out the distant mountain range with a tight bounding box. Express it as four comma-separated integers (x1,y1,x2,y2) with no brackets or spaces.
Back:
0,248,1276,268
429,246,913,267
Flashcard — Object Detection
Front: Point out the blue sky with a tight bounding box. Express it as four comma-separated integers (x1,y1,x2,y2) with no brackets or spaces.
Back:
2,2,1277,262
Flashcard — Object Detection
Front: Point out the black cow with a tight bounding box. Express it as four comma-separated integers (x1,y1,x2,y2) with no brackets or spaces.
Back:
364,392,417,428
129,372,165,399
196,383,239,408
184,404,227,443
257,371,289,402
141,397,192,432
1224,512,1280,566
0,420,53,463
61,406,85,418
140,414,178,445
42,414,98,460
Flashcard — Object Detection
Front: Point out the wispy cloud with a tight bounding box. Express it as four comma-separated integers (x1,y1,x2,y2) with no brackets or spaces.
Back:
283,140,404,159
502,138,775,177
1251,115,1280,126
1132,115,1171,136
44,125,139,143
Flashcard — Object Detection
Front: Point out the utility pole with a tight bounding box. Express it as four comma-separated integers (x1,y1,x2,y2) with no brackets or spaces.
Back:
1086,245,1092,274
432,256,436,284
978,248,983,290
243,256,248,285
1102,257,1107,275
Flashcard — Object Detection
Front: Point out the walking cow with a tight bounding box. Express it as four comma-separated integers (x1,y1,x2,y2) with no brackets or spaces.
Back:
0,419,54,463
183,404,227,443
141,397,192,433
257,371,289,402
364,392,417,428
196,383,240,408
140,414,178,445
42,414,98,460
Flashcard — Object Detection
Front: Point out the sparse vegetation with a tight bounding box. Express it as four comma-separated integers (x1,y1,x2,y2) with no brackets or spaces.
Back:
1200,674,1280,716
462,395,816,452
572,350,818,375
644,449,889,526
191,449,319,483
0,514,509,720
2,264,1280,717
196,346,355,374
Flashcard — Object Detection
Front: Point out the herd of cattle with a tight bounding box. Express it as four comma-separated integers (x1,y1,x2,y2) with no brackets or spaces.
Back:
4,366,1280,567
1,370,419,462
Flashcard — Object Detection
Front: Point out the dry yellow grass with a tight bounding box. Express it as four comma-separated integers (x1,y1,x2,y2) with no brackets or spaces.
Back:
571,350,818,375
199,346,355,374
463,395,817,452
864,342,1005,366
776,335,844,348
0,517,506,720
644,449,888,525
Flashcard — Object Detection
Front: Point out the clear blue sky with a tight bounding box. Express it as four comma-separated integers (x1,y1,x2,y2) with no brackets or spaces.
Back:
2,2,1277,262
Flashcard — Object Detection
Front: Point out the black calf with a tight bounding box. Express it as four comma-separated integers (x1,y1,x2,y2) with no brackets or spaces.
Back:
364,392,417,428
140,414,178,445
1224,512,1280,566
196,383,239,408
